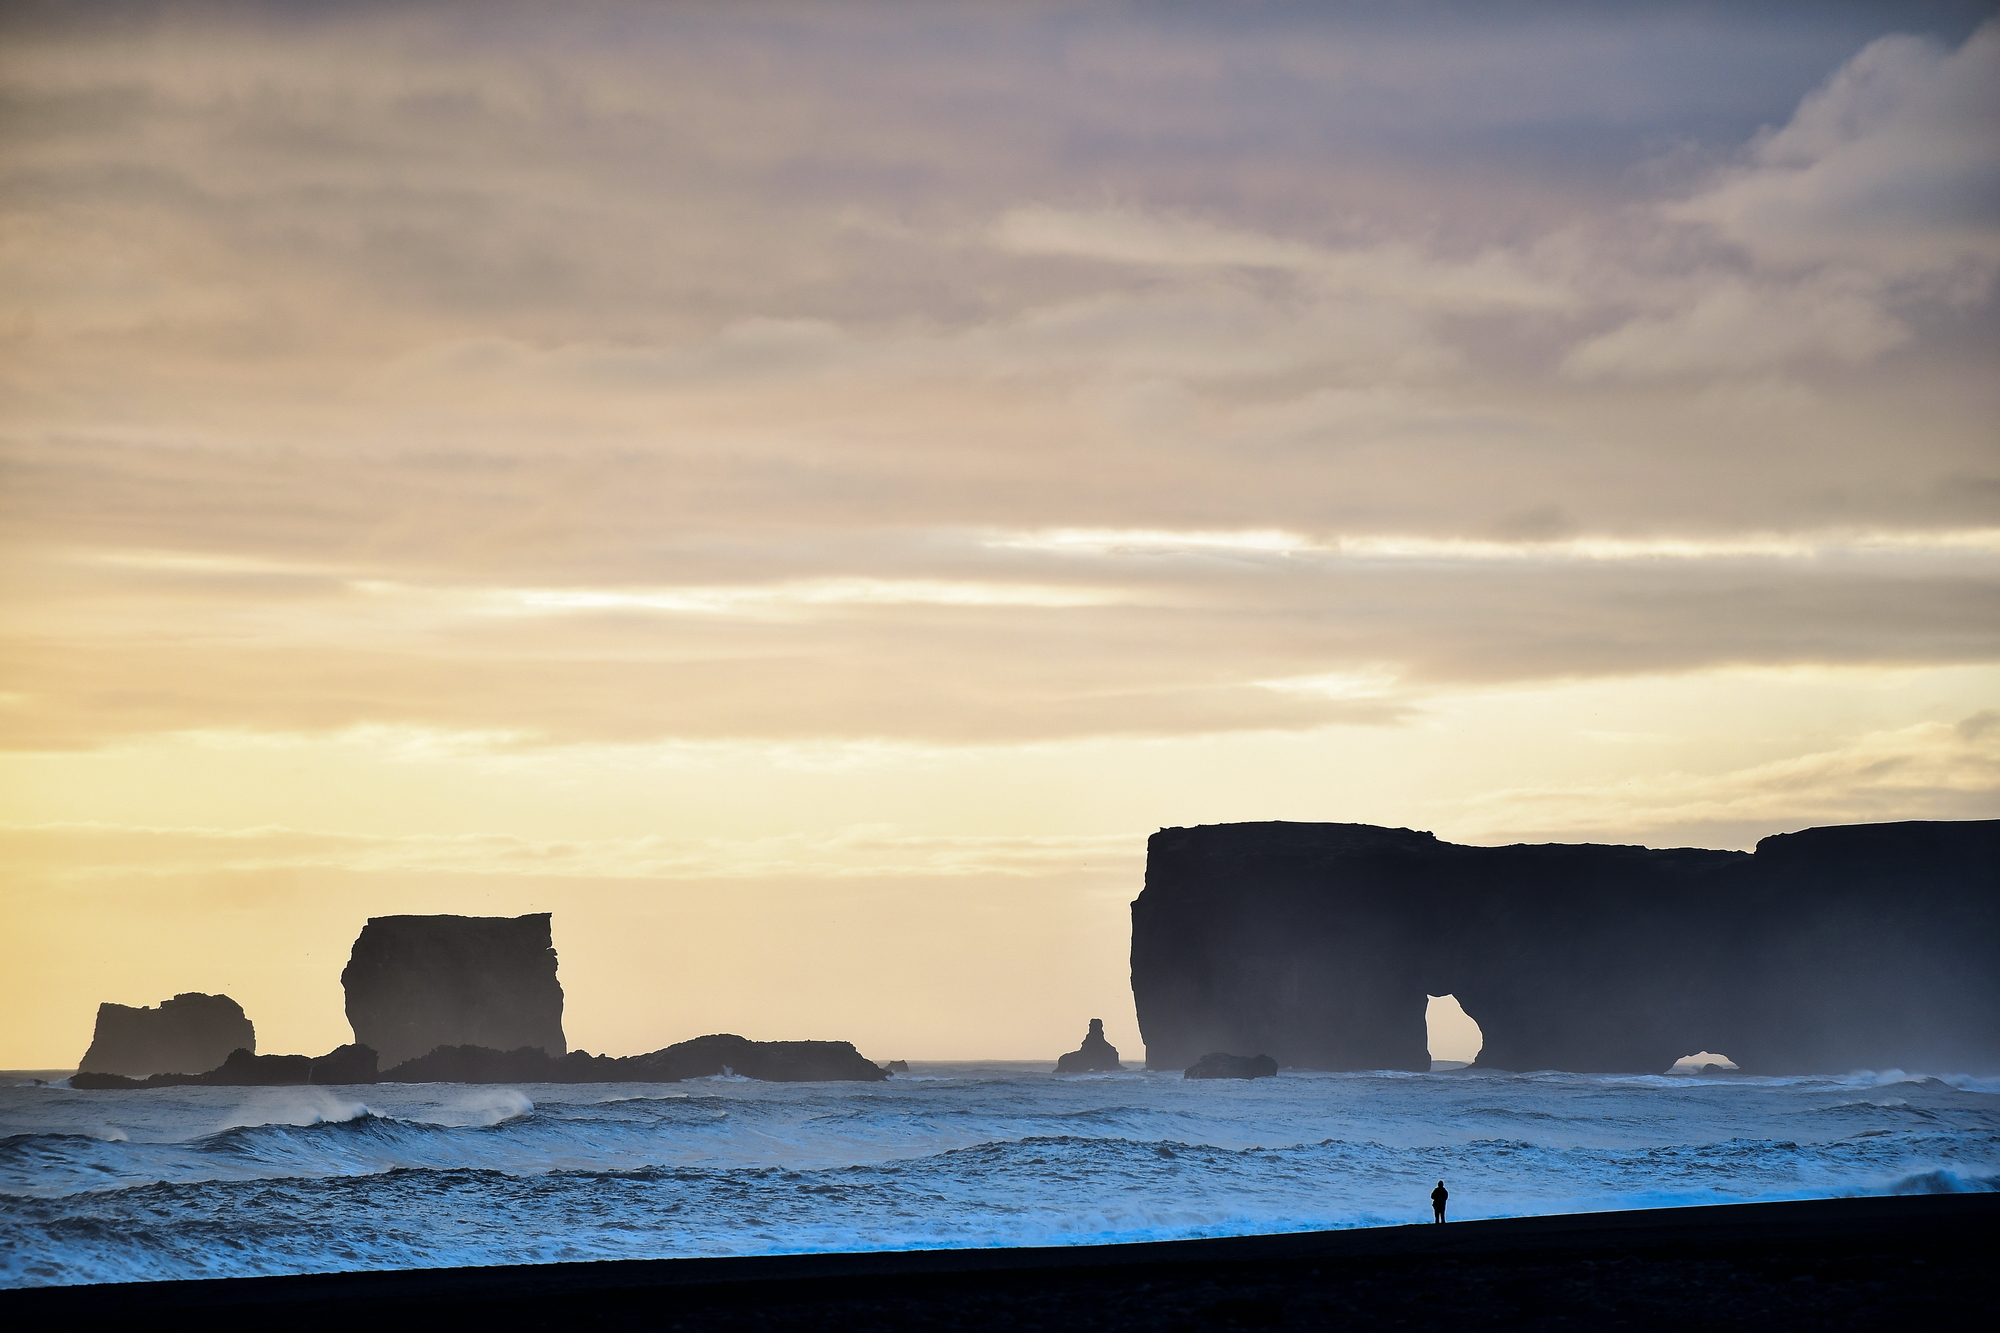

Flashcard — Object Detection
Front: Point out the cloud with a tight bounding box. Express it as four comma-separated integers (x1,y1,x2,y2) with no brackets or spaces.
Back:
2,525,1991,750
0,821,1142,881
1569,21,2000,377
1560,271,1910,376
1458,715,2000,847
1958,708,2000,742
988,526,2000,563
993,207,1577,312
1670,23,2000,279
0,4,1994,755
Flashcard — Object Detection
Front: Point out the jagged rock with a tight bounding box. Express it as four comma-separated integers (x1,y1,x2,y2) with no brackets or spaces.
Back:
883,1060,910,1073
342,913,567,1068
621,1034,888,1083
1055,1018,1124,1073
1132,819,2000,1075
77,992,255,1077
1183,1052,1278,1079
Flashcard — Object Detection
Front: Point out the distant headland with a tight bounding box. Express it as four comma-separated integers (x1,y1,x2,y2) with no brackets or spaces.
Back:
1134,819,1999,1074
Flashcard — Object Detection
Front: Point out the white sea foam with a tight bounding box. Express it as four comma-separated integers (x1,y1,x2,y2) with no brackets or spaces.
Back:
2,1063,1994,1288
214,1087,378,1133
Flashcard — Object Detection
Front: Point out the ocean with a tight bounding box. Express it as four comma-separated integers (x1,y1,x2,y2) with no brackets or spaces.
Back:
4,1063,1997,1289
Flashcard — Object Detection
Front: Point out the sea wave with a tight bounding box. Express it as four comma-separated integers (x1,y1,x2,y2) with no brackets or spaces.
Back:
4,1064,1995,1288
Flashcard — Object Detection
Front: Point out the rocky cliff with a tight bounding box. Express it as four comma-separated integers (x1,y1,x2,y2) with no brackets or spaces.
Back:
76,992,255,1077
1131,820,1999,1075
342,913,566,1068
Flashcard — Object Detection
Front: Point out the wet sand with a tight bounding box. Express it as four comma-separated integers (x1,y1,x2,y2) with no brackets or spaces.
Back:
5,1193,1992,1328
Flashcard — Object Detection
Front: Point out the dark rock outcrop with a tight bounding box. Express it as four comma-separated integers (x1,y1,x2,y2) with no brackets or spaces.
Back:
374,1034,889,1084
307,1043,381,1085
1183,1052,1278,1079
1055,1018,1124,1073
342,913,566,1068
618,1034,888,1083
69,1043,380,1089
198,1048,312,1085
67,1070,149,1089
68,1034,889,1089
77,992,255,1077
1132,819,2000,1075
379,1044,619,1084
884,1060,910,1073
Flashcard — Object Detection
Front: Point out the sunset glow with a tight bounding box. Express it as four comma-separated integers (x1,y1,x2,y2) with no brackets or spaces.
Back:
2,2,1994,1069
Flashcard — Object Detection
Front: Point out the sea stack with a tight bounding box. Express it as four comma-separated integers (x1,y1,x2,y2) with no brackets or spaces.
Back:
1055,1018,1124,1073
1130,819,2000,1075
76,992,256,1077
342,913,567,1068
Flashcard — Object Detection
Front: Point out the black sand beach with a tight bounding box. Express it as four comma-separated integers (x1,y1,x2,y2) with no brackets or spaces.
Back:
6,1193,1992,1329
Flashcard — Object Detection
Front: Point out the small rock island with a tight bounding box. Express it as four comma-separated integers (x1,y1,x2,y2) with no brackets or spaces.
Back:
76,992,255,1078
343,912,568,1068
1055,1018,1124,1072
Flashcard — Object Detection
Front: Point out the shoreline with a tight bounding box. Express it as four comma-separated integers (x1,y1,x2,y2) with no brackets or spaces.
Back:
6,1193,1993,1327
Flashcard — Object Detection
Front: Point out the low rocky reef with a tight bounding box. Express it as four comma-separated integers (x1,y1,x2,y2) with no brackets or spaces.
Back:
1183,1052,1278,1080
68,1033,887,1088
1055,1018,1124,1073
71,1043,377,1089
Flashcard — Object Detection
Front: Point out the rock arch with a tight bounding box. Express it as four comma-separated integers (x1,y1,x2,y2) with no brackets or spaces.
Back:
1130,820,1998,1075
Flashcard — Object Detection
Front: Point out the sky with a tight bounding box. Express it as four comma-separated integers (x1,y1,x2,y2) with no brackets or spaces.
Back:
1,0,1996,1068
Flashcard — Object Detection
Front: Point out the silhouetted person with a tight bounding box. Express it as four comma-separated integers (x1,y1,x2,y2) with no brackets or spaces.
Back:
1431,1180,1448,1223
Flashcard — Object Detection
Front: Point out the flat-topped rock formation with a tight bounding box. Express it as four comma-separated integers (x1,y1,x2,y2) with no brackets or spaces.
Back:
1054,1018,1124,1072
76,992,255,1077
343,913,566,1068
1131,819,1999,1075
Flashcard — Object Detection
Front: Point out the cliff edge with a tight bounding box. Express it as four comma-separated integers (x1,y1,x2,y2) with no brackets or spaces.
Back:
343,913,566,1068
1131,819,1999,1075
